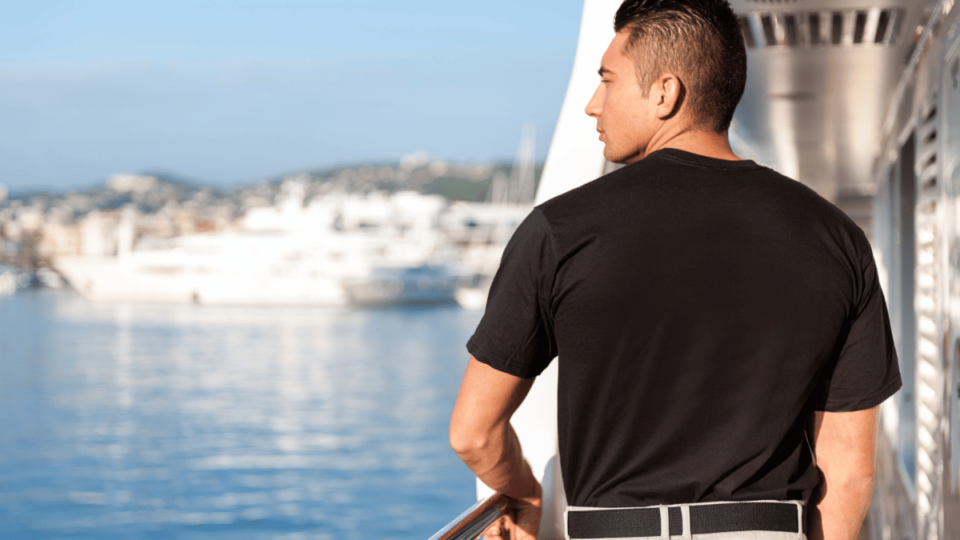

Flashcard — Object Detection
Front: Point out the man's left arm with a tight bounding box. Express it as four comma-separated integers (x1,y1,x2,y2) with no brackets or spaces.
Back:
449,355,542,539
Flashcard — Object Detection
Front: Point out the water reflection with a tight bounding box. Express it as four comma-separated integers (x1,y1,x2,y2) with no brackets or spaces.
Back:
0,290,480,539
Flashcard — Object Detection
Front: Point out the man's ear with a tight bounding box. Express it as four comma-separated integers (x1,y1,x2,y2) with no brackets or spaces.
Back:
650,73,684,121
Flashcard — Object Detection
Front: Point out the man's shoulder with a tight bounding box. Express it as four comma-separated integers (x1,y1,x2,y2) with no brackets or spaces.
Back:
748,166,870,245
536,159,654,220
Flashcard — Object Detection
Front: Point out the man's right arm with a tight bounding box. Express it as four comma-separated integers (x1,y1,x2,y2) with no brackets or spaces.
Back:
807,406,881,540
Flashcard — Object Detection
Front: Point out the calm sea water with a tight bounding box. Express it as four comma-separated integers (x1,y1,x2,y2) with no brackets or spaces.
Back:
0,290,481,539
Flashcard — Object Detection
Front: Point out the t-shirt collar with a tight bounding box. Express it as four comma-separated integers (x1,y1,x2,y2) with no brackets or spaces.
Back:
645,147,761,170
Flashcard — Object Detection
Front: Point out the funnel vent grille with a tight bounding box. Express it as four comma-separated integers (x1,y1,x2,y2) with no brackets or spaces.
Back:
740,8,904,48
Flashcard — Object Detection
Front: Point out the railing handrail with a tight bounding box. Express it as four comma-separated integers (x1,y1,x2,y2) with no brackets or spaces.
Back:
428,493,510,540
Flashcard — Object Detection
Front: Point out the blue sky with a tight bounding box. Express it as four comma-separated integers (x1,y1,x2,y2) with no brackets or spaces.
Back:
0,0,584,190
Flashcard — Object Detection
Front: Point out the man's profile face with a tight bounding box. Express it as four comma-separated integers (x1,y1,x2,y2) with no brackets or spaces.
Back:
585,31,657,164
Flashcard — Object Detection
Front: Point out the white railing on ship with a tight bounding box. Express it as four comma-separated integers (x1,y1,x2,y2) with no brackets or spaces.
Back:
428,493,510,540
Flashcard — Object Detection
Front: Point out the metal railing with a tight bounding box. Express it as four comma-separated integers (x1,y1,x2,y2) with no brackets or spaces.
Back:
428,493,510,540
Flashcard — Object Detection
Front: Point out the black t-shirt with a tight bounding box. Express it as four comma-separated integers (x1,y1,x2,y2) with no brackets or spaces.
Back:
466,148,902,508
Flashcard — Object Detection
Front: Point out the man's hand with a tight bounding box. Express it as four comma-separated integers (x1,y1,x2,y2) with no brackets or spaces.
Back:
483,484,543,540
450,356,542,537
807,406,880,540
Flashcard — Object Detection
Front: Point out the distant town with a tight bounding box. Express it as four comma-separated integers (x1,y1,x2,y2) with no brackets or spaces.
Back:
0,155,542,273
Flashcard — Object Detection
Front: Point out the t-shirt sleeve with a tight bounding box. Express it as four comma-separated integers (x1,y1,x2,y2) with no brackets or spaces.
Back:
816,242,902,412
466,207,558,379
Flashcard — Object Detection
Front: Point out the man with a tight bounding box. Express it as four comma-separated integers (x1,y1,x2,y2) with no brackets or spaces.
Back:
449,1,902,539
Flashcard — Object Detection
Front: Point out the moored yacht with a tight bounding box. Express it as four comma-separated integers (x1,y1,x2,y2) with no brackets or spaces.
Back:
55,187,457,307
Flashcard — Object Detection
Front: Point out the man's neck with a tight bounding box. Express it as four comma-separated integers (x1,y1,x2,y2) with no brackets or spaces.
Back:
639,125,740,162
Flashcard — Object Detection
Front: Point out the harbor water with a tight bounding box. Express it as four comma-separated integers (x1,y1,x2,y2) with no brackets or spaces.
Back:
0,290,480,539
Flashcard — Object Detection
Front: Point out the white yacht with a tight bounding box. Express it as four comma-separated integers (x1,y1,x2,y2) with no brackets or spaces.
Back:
55,187,457,307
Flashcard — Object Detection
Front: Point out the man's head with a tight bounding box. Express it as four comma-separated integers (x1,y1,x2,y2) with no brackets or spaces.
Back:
585,0,746,163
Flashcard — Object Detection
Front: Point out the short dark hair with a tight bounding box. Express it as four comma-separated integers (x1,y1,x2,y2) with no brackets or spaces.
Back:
614,0,746,133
